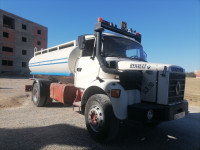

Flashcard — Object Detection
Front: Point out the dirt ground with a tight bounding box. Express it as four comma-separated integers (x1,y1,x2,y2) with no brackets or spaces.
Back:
0,76,33,108
184,78,200,107
0,76,200,149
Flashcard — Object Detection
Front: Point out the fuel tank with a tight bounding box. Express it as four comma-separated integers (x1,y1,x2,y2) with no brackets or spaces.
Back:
50,83,77,104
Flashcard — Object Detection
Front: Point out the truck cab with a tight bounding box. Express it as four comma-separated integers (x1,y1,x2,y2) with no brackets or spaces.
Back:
76,18,188,141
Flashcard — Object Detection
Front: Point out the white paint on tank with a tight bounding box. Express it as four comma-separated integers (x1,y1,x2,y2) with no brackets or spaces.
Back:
29,41,77,76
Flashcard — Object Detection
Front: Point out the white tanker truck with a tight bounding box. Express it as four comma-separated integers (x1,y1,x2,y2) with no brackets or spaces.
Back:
28,18,188,142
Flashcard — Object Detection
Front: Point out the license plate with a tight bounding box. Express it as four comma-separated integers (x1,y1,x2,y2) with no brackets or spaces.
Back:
174,111,185,120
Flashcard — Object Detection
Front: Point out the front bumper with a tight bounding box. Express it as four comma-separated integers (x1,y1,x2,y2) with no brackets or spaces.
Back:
127,100,188,122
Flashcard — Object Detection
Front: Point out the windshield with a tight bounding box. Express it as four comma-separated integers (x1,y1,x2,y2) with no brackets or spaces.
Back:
102,36,147,61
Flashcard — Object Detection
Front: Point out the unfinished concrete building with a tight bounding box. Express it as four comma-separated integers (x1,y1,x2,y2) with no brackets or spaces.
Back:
0,9,48,74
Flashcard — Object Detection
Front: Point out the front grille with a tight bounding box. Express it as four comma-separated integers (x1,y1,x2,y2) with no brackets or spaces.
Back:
168,73,185,104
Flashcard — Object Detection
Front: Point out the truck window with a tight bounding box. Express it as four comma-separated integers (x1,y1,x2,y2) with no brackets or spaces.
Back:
102,36,146,61
82,39,94,57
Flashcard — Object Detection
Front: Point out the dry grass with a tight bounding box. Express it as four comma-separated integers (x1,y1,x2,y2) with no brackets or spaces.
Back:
184,77,200,107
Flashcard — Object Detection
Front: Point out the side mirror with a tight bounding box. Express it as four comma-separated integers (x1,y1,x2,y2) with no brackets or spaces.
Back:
78,35,86,50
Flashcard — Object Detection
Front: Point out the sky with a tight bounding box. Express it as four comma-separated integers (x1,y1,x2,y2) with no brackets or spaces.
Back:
0,0,199,72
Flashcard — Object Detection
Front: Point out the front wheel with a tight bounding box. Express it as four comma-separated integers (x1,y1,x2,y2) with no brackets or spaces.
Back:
85,94,119,142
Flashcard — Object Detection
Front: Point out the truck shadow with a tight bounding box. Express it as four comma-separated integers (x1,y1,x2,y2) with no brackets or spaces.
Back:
0,113,199,150
45,102,73,108
45,102,66,108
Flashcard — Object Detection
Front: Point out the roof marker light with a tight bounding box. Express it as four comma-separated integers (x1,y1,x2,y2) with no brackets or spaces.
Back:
110,22,114,27
98,17,103,22
128,28,133,33
121,21,127,30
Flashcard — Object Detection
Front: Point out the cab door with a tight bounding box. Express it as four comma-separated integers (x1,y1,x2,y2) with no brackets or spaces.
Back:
74,57,100,89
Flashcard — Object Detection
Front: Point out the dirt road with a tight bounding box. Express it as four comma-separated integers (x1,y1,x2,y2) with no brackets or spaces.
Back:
0,77,200,149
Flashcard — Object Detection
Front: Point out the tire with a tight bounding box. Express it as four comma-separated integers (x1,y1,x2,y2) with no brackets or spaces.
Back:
45,97,53,105
85,94,119,142
32,82,47,107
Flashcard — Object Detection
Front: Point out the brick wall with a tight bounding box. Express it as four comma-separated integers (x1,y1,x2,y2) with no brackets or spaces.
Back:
0,9,48,74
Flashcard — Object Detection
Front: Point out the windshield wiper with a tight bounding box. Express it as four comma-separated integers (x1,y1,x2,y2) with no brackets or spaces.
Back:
106,55,120,57
126,55,140,60
118,56,127,59
105,55,140,61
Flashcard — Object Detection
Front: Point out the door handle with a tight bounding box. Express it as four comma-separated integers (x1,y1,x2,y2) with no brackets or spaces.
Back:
77,68,82,72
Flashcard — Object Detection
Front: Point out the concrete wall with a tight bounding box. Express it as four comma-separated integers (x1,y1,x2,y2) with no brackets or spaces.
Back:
0,9,48,74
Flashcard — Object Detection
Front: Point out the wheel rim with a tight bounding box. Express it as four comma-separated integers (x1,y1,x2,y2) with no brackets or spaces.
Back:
33,88,38,103
88,105,104,132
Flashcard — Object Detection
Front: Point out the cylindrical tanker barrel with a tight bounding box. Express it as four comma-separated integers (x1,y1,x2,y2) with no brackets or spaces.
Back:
29,41,81,77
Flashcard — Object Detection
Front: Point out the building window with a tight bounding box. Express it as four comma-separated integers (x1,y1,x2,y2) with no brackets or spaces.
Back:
22,49,27,55
2,60,7,65
22,62,26,68
8,61,13,66
3,15,15,29
2,46,13,52
37,41,41,46
3,32,9,38
22,37,27,42
22,24,27,30
2,60,13,66
37,30,41,35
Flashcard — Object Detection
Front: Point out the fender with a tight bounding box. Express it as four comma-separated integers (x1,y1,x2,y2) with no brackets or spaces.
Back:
81,79,140,120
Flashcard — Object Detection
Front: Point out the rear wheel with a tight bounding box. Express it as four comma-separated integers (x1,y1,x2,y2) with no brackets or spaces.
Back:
45,97,53,105
32,82,46,107
85,94,119,142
